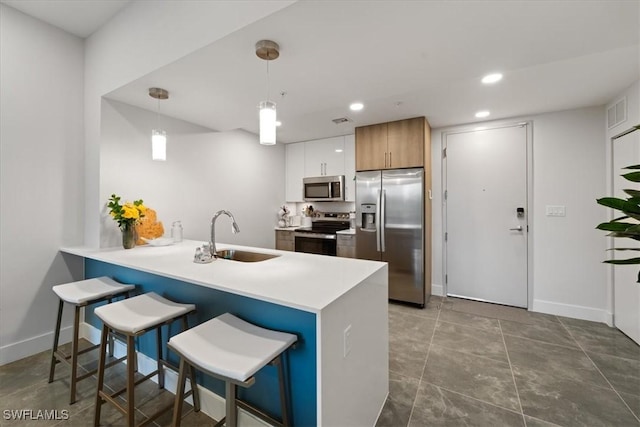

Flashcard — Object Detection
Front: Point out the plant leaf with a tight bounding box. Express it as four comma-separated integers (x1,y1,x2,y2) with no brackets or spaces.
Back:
622,164,640,170
623,211,640,222
606,248,640,251
596,197,640,213
611,215,630,222
596,222,635,232
606,232,640,240
604,257,640,265
622,171,640,182
624,189,640,198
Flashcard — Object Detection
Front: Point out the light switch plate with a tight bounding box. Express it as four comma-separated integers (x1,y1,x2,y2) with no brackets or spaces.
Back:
546,205,566,217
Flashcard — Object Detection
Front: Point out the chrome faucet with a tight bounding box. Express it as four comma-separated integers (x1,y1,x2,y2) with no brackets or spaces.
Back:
210,210,240,256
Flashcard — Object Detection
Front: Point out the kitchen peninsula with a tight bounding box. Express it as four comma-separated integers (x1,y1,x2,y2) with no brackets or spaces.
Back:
60,240,388,426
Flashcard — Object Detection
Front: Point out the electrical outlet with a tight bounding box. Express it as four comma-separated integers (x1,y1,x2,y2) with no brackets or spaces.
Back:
343,325,352,358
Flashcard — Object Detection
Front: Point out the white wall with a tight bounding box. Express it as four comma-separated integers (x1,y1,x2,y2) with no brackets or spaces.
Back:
0,5,85,364
432,106,609,322
100,100,285,249
0,1,293,364
84,1,295,247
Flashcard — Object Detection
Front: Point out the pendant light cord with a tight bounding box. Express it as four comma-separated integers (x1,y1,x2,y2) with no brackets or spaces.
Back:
265,59,270,102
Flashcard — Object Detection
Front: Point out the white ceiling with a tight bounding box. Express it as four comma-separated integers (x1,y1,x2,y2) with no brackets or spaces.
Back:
6,1,640,142
1,0,130,38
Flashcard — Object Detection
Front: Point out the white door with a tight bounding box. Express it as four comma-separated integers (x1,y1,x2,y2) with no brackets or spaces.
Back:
612,126,640,344
445,124,528,307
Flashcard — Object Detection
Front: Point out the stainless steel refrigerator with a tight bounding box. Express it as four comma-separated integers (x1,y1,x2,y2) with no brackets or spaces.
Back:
356,168,425,306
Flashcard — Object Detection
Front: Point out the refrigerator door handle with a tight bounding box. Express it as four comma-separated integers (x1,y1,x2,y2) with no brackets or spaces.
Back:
376,189,382,252
380,189,386,252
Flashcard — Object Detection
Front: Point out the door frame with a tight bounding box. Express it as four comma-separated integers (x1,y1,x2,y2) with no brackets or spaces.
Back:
609,124,640,331
441,121,534,309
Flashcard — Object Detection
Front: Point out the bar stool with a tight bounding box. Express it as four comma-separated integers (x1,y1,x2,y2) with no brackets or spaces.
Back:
168,313,297,427
93,292,197,427
49,276,135,404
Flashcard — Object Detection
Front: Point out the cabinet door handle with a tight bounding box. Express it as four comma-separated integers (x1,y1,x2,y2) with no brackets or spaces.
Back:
389,152,392,168
384,152,387,168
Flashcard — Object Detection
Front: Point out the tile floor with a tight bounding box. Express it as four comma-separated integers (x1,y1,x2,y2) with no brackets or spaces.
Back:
378,296,640,427
1,297,638,426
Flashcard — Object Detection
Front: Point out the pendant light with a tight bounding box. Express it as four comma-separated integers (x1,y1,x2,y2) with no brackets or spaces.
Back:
255,40,279,145
149,87,169,161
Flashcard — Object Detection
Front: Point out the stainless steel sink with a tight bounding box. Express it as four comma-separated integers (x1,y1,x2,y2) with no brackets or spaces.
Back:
215,249,279,262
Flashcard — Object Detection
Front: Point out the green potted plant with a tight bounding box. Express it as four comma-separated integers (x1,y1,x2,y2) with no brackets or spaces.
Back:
596,164,640,282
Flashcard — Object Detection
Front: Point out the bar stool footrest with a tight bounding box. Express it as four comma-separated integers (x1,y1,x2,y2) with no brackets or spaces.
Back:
109,369,160,399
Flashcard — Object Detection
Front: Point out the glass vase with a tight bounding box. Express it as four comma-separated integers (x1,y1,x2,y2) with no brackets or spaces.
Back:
121,223,136,249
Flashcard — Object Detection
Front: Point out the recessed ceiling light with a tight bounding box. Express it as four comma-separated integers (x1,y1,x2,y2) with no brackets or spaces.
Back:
475,111,490,118
335,149,343,153
350,102,364,111
481,73,503,84
275,121,282,127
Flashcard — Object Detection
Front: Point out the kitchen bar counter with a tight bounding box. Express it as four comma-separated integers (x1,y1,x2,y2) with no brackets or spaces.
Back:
61,240,383,313
60,240,388,426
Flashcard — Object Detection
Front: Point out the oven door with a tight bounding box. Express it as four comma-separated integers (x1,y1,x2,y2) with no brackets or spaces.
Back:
294,232,337,256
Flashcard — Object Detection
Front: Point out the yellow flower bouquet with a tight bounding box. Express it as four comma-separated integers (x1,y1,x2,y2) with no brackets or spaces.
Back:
107,194,147,248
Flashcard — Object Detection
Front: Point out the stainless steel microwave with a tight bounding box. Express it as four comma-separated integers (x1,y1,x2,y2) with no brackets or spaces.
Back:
303,175,345,202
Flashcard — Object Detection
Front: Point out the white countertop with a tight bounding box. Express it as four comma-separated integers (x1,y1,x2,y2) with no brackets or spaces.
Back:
274,226,300,231
336,229,356,235
60,240,386,313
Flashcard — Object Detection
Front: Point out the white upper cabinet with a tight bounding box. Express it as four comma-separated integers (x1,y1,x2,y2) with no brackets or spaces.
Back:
285,142,305,202
304,136,345,177
285,135,356,202
344,134,355,201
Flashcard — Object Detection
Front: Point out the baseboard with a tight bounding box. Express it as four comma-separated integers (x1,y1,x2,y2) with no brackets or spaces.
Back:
532,299,613,325
0,325,73,366
81,322,269,427
431,283,444,297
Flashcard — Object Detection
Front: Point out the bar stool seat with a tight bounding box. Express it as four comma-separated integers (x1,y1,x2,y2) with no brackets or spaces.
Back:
53,277,135,305
93,292,197,427
96,292,195,334
169,313,297,427
49,277,135,404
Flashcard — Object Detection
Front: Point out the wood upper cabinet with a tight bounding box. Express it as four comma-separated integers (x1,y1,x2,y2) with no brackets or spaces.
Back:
355,123,387,171
387,117,424,169
356,117,428,171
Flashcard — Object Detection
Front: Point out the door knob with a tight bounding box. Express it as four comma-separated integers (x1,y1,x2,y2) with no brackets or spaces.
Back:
509,226,523,231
